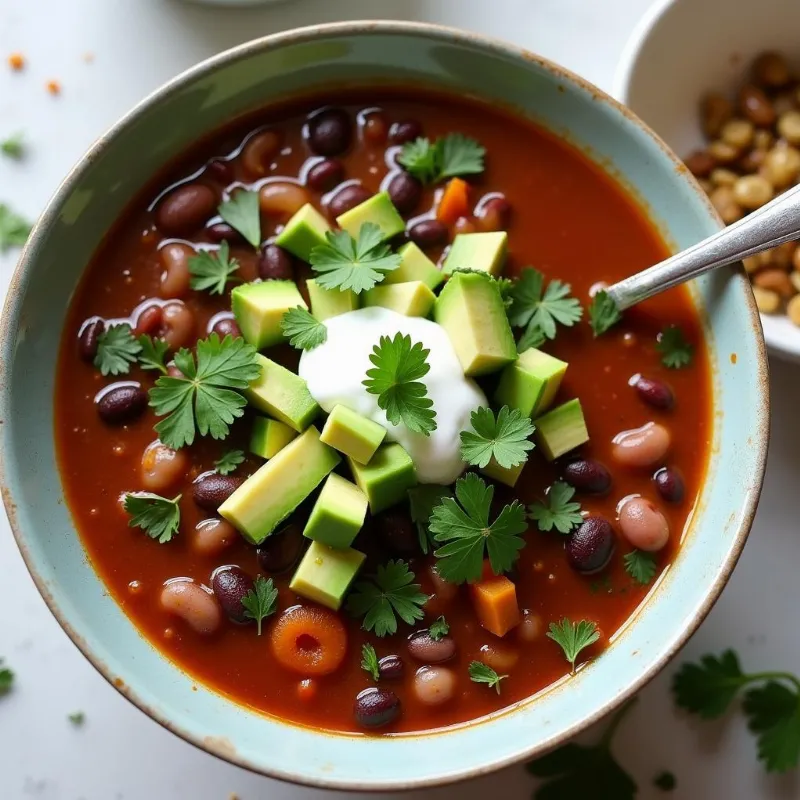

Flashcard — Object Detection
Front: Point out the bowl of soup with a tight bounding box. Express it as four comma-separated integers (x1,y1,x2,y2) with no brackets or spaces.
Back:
0,21,768,790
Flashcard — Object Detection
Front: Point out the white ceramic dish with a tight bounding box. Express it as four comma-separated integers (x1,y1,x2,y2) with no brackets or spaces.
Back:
614,0,800,362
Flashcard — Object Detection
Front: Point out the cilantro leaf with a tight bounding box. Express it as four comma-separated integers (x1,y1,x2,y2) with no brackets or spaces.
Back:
468,661,507,694
398,134,485,184
430,472,527,584
672,649,746,718
743,682,800,773
361,643,380,681
460,405,535,469
241,575,278,635
398,137,438,183
137,334,169,375
508,267,582,340
428,616,450,641
281,306,327,351
529,482,583,534
346,559,428,637
623,549,658,585
218,190,261,249
0,203,31,252
149,333,261,450
546,618,600,671
123,492,181,543
408,484,453,554
94,323,142,376
0,660,14,696
516,321,547,353
657,326,693,369
1,133,24,159
214,449,244,475
363,332,437,436
310,223,401,294
589,290,622,336
188,241,240,295
68,711,85,726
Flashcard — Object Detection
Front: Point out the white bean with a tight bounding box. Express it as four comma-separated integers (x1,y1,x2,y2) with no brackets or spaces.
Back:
413,666,456,706
160,579,221,634
612,422,670,469
618,497,670,552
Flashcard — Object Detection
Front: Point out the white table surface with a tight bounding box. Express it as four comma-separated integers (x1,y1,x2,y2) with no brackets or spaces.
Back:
1,0,799,798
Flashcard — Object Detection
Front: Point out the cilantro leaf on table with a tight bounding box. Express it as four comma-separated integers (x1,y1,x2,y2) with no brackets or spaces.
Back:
546,618,600,672
468,661,507,694
408,484,453,554
428,616,450,641
188,241,240,295
68,711,85,726
0,660,14,696
310,223,401,294
281,306,327,351
241,576,278,635
508,267,582,341
657,326,693,368
430,472,528,584
137,334,169,375
346,559,428,637
0,203,31,252
672,649,747,719
149,333,261,450
460,405,535,469
218,190,261,249
1,133,24,159
363,332,436,436
743,682,800,773
588,290,622,336
123,492,181,544
623,549,658,585
398,133,485,184
214,449,244,476
529,482,582,534
360,643,380,681
94,323,142,376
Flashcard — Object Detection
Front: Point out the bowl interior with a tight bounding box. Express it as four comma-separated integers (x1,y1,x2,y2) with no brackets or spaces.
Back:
0,23,768,790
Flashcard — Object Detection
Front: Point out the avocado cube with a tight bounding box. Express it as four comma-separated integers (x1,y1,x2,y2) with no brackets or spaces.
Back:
219,426,340,545
245,354,319,432
336,191,405,242
320,404,386,464
303,473,368,549
307,278,358,321
480,458,525,488
232,280,306,350
383,242,444,290
534,398,589,461
289,540,366,611
275,203,331,262
442,232,508,276
348,443,417,513
250,416,298,459
495,348,568,418
434,272,517,376
363,281,436,318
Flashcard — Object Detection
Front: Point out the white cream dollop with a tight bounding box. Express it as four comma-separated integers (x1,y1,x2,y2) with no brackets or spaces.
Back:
299,307,486,484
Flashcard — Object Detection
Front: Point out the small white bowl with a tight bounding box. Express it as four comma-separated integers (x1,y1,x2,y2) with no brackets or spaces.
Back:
614,0,800,362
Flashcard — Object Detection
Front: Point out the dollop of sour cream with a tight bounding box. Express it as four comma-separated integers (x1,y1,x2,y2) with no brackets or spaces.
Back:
299,307,487,484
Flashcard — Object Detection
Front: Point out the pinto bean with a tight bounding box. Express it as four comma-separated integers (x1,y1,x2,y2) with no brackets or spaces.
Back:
161,302,195,350
141,440,189,492
133,304,163,336
413,666,456,706
476,195,511,232
612,422,671,469
241,130,281,178
407,631,456,664
159,242,193,299
160,579,221,634
156,184,217,236
618,497,670,552
193,518,237,557
259,182,310,220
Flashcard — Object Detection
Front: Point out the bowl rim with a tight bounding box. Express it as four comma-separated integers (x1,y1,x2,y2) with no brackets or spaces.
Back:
0,18,770,790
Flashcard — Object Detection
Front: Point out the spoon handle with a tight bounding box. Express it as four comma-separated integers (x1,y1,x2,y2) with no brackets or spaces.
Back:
607,182,800,310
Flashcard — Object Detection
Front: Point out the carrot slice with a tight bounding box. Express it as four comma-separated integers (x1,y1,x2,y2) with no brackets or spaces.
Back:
469,561,520,637
270,605,347,676
436,177,470,226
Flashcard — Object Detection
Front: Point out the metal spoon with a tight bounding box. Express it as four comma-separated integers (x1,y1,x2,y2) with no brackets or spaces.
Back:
606,182,800,310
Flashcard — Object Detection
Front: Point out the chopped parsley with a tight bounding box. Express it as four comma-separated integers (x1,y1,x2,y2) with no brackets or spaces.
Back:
0,660,14,696
1,133,24,159
529,482,583,534
508,267,582,342
218,190,261,249
94,323,142,376
546,618,600,672
588,290,621,336
241,576,278,635
188,241,240,295
0,203,31,252
460,405,535,469
68,711,86,726
408,484,453,554
360,643,380,681
657,326,693,368
123,492,181,543
214,449,244,476
427,616,450,641
137,334,169,375
281,306,327,351
623,549,658,585
398,133,485,185
468,661,507,694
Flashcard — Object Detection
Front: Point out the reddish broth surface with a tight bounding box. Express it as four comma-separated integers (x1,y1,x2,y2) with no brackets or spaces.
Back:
55,90,712,734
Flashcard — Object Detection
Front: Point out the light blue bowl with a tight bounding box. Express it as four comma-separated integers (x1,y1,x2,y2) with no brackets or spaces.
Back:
0,21,769,790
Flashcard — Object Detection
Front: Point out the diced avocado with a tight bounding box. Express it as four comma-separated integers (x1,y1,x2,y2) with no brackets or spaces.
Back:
303,473,368,549
534,398,589,461
494,348,568,418
249,416,298,459
442,232,508,276
363,281,436,318
347,443,417,513
232,280,306,350
245,354,319,432
383,242,444,290
219,426,340,544
480,458,525,488
307,278,358,321
320,404,386,464
434,272,517,376
336,191,405,242
289,540,366,611
275,203,331,261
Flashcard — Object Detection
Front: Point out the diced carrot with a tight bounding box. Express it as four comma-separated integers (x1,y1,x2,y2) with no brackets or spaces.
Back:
436,177,470,226
46,80,61,96
469,561,520,637
270,605,347,676
7,53,25,71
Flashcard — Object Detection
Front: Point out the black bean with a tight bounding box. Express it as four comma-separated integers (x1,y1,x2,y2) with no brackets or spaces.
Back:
306,159,344,193
387,171,422,214
205,159,234,184
307,108,352,156
79,318,105,362
407,631,456,664
155,183,217,236
211,566,254,624
206,222,243,244
211,316,241,339
257,522,305,574
378,654,405,680
354,688,400,728
654,467,685,504
408,219,448,250
390,119,422,145
633,375,674,410
193,473,244,512
258,244,295,281
326,183,372,219
374,511,419,557
96,384,147,425
562,458,612,495
566,517,616,575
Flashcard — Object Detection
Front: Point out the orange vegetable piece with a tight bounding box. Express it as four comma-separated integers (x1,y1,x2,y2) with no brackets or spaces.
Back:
270,604,347,676
8,53,25,71
469,561,520,637
46,80,61,96
296,678,318,702
436,177,470,226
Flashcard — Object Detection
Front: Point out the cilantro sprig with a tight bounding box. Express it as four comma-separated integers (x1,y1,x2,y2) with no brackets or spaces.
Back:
218,190,261,249
623,550,658,585
430,472,527,584
363,332,436,436
460,405,535,469
428,616,450,641
68,711,86,726
137,334,169,374
588,290,622,337
214,449,244,475
398,133,485,185
469,661,507,694
94,323,142,376
123,492,181,543
546,618,600,672
1,133,24,159
508,267,582,343
281,306,327,351
361,643,380,681
408,485,453,554
0,659,13,696
529,482,583,534
188,241,240,295
657,326,693,368
0,203,31,252
241,576,278,635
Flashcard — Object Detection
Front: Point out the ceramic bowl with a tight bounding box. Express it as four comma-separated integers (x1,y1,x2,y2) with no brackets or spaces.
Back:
0,21,768,790
614,0,800,362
